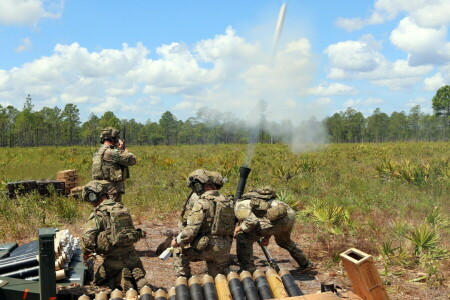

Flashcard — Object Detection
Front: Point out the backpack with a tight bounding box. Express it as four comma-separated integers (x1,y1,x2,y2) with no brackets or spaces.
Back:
210,197,235,236
103,204,140,247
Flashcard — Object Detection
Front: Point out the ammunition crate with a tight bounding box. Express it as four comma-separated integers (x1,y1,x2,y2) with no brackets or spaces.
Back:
56,169,77,179
36,181,66,196
6,181,37,198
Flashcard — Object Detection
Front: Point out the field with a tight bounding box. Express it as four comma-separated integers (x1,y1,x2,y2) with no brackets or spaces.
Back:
0,142,449,299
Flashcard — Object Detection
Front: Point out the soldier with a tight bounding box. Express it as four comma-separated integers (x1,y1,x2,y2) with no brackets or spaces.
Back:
171,169,235,278
234,186,314,273
80,180,148,291
92,127,136,202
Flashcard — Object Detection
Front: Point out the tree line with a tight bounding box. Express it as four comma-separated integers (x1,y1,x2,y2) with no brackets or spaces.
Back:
1,87,449,147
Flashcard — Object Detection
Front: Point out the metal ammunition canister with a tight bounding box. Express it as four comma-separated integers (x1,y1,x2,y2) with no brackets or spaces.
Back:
140,285,154,300
110,288,123,300
95,291,108,300
155,289,168,300
176,277,191,300
252,269,273,300
239,271,260,300
214,274,232,300
168,287,176,300
202,274,218,300
77,295,90,300
126,288,139,299
278,269,304,296
265,268,288,298
188,276,205,300
227,272,246,300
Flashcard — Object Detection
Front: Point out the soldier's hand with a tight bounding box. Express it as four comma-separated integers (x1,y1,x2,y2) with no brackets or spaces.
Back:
117,139,126,150
260,236,271,246
171,238,179,247
233,226,242,238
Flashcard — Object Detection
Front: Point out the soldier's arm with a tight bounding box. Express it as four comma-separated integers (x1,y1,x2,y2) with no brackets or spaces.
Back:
235,203,258,232
176,201,205,247
80,213,101,255
240,213,258,232
104,149,136,166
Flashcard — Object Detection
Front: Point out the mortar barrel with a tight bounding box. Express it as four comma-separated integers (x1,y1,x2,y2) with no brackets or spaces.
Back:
175,277,191,300
155,289,168,300
95,291,108,300
278,269,304,296
77,295,90,300
239,271,260,300
140,285,154,300
265,268,288,298
126,288,139,299
168,287,176,300
188,276,205,300
252,269,273,300
227,272,246,300
110,288,123,300
202,274,218,300
214,274,231,300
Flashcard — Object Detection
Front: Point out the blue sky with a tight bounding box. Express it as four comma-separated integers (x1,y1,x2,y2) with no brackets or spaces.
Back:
1,0,450,123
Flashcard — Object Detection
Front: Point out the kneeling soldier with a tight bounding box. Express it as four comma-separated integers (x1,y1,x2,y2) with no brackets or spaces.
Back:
80,180,148,290
234,186,314,273
171,169,235,278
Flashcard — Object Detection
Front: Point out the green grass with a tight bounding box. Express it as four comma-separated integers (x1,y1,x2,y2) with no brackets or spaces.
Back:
0,142,449,284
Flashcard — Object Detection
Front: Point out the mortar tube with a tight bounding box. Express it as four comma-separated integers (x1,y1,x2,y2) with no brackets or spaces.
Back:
235,166,251,201
189,276,205,300
126,288,139,299
252,269,274,300
77,295,90,300
227,272,246,300
110,289,123,300
239,271,260,300
214,274,232,300
278,269,304,296
95,291,108,300
140,285,154,300
168,287,176,300
202,274,218,300
176,277,191,300
265,268,288,298
155,289,168,300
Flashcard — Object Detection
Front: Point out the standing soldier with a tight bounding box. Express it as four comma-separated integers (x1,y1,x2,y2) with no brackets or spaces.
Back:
80,180,148,291
234,186,315,273
92,127,136,202
171,169,235,278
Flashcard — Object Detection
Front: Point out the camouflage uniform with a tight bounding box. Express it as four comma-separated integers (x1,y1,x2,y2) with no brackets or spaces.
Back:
81,199,148,290
235,187,312,272
92,143,136,202
174,190,233,277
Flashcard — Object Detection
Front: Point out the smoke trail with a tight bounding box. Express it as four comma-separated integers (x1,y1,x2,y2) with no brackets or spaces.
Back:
272,3,287,59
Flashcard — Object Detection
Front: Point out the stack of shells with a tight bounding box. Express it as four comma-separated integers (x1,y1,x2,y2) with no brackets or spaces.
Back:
76,268,303,300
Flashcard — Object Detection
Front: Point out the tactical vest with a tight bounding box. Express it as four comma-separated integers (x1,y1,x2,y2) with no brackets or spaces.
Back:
92,145,109,180
200,194,235,236
92,145,124,181
95,203,140,254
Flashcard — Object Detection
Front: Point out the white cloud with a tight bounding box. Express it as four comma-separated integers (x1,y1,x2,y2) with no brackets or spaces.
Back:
308,82,357,96
316,97,333,105
0,0,64,26
344,97,384,108
424,73,445,91
325,36,433,90
15,37,32,52
336,0,450,31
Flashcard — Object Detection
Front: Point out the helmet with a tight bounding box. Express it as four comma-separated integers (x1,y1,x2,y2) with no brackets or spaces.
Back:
82,180,110,204
206,171,225,189
242,186,276,201
100,127,120,143
187,169,209,195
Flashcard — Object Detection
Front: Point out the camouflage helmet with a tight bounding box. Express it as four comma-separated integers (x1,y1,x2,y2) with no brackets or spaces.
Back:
100,127,120,143
187,169,209,186
206,171,225,188
242,186,276,201
82,180,110,203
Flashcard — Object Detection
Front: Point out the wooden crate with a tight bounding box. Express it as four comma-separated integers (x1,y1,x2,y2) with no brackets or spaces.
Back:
340,248,390,300
56,169,77,180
